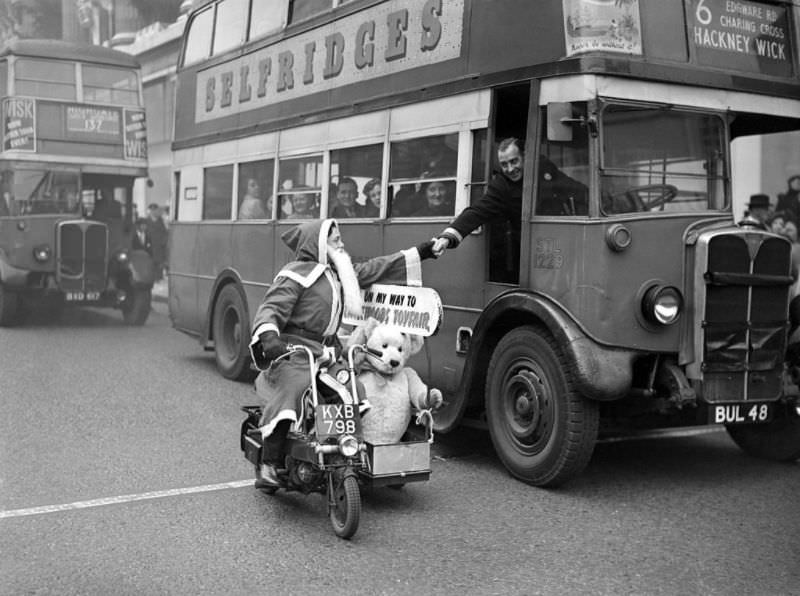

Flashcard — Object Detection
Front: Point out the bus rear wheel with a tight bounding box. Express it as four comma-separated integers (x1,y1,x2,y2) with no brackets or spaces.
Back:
212,284,253,381
122,287,151,326
485,326,598,487
0,284,19,326
726,405,800,462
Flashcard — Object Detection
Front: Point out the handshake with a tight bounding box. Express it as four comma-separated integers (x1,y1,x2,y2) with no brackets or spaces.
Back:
415,235,455,260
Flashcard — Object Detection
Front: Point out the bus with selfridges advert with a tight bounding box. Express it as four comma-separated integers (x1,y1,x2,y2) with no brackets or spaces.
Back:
0,39,154,326
167,0,800,486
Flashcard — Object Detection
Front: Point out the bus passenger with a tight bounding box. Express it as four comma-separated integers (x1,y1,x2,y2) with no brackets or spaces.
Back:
329,177,362,218
411,180,455,217
286,193,319,219
238,178,267,219
432,137,526,257
248,218,438,488
362,178,381,218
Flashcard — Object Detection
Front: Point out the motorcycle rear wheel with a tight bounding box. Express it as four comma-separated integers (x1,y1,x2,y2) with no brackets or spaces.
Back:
328,474,360,539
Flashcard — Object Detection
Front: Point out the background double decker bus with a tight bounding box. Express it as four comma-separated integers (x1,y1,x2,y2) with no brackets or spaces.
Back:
0,39,154,326
169,0,800,486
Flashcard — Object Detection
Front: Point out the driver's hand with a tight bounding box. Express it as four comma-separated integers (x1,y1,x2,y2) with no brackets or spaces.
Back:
432,237,449,257
259,331,288,363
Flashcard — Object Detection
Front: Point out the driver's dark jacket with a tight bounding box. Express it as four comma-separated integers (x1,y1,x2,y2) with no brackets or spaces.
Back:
447,172,522,246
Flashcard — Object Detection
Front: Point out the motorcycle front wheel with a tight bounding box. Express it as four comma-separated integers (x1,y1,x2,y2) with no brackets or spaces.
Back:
328,473,360,539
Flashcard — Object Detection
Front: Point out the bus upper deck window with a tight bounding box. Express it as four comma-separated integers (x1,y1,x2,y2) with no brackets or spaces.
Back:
249,0,288,40
182,6,214,66
212,0,248,56
15,58,75,100
82,65,138,106
288,0,331,25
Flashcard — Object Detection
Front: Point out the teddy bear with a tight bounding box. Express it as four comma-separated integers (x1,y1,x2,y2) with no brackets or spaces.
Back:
346,317,443,444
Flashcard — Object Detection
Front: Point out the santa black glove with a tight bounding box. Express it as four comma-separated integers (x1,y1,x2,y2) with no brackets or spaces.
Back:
416,239,438,260
259,330,288,363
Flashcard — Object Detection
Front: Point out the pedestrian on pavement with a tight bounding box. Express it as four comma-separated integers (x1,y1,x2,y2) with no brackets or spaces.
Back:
146,203,168,280
248,218,437,488
776,174,800,226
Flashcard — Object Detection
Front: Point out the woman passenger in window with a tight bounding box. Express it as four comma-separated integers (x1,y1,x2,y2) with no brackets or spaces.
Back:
362,178,381,218
411,181,455,217
239,178,267,219
329,177,362,219
286,193,319,219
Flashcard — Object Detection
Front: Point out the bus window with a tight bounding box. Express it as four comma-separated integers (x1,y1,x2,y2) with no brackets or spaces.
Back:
277,155,322,220
203,165,234,220
600,105,726,215
3,169,81,215
182,6,214,66
288,0,330,24
329,144,383,218
15,58,75,100
249,0,288,40
82,65,139,106
389,133,458,218
212,0,248,56
238,159,274,220
536,104,590,217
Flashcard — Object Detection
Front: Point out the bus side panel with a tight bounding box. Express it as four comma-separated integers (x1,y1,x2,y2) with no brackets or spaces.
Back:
168,222,201,333
230,222,278,322
196,223,234,330
526,219,686,351
381,220,485,391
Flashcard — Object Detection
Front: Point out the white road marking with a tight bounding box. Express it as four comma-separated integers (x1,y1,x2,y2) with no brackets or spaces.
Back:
0,427,728,520
0,479,254,520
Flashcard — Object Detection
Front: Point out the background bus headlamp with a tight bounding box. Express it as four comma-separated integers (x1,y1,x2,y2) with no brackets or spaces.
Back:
642,285,683,325
115,250,129,263
32,245,51,262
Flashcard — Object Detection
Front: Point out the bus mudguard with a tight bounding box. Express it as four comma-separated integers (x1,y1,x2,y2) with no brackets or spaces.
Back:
0,250,28,288
436,289,636,433
203,269,248,344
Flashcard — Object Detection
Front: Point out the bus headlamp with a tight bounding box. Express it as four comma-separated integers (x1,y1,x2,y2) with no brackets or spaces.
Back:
33,244,51,262
642,285,683,326
338,434,360,457
115,250,129,263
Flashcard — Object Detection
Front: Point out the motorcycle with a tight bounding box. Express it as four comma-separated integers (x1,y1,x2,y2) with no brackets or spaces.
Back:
240,342,435,540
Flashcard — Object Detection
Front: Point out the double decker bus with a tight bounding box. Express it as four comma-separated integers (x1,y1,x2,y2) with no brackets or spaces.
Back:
169,0,800,486
0,39,153,326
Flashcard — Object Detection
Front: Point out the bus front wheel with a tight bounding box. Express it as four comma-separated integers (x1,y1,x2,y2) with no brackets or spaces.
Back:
122,287,151,326
726,405,800,462
485,326,598,487
212,284,253,381
0,283,19,326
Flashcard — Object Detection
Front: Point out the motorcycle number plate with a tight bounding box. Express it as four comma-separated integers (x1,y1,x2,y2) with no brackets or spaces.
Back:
314,404,360,441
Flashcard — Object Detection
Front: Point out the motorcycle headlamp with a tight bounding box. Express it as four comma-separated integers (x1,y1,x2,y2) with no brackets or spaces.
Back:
642,284,683,326
33,244,51,262
335,369,350,384
338,434,360,457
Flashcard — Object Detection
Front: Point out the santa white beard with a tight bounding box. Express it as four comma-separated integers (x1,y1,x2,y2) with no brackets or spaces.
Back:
328,247,363,319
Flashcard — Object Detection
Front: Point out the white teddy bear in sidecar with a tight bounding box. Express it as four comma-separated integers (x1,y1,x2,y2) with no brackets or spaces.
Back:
346,317,443,444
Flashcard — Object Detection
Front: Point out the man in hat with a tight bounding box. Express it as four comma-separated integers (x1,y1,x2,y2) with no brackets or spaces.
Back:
745,193,772,229
248,218,437,487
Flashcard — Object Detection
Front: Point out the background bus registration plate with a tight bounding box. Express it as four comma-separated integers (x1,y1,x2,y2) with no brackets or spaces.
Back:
65,291,100,302
710,403,772,425
314,404,360,441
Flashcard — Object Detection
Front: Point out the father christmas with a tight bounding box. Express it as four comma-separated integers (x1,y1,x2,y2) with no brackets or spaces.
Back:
248,218,437,487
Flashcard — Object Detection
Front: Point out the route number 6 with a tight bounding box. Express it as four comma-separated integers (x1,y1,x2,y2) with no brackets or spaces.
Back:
696,0,712,25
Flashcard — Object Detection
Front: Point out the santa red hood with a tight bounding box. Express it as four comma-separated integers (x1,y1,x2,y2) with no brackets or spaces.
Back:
280,218,337,265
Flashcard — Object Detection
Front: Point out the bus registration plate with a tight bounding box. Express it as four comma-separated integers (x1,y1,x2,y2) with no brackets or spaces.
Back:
710,403,772,425
314,404,360,441
65,291,101,302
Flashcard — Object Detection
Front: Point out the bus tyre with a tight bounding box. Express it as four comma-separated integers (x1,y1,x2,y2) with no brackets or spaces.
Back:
0,284,19,326
485,326,598,487
122,287,151,326
726,405,800,462
212,284,253,381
